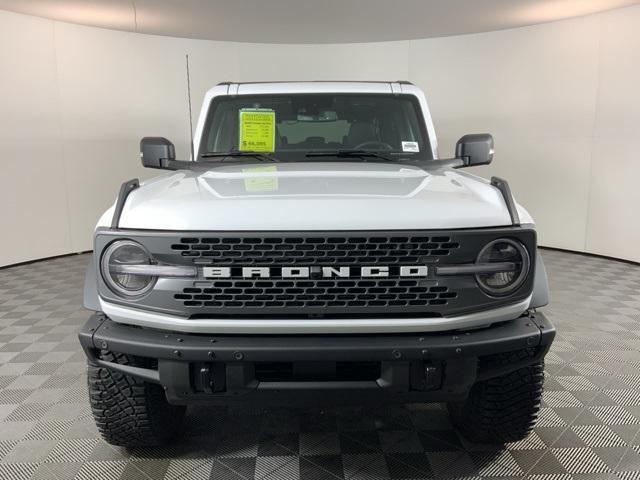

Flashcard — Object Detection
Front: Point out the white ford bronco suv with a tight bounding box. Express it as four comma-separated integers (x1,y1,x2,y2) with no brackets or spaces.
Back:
79,81,554,447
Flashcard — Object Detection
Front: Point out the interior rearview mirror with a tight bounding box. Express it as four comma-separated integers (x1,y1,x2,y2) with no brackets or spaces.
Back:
140,137,176,169
455,134,494,166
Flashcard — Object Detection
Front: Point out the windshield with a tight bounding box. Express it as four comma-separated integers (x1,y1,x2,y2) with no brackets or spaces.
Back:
199,93,432,161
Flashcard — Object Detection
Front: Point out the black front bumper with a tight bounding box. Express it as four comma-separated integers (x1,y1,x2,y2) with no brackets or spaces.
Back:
78,312,555,406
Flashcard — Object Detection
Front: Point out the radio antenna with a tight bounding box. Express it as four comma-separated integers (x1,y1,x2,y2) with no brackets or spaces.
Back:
185,54,195,161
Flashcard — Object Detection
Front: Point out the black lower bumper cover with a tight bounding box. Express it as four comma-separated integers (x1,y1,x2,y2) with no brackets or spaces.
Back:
78,312,555,405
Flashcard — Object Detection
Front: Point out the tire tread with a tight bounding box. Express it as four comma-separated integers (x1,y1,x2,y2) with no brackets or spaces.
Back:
87,351,185,447
448,350,544,443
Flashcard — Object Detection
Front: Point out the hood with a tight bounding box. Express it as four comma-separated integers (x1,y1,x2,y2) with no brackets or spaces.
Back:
111,162,531,231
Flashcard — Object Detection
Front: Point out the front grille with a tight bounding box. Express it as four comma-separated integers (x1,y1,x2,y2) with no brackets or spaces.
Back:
96,228,538,318
174,279,457,309
171,235,459,265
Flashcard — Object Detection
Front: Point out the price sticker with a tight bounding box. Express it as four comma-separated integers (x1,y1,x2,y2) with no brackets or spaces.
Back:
239,109,276,152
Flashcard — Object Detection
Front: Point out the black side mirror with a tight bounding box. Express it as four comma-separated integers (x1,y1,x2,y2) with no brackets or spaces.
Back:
455,134,494,166
140,137,175,169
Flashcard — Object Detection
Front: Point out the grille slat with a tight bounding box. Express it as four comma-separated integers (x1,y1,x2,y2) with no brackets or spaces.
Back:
172,236,459,266
174,278,457,310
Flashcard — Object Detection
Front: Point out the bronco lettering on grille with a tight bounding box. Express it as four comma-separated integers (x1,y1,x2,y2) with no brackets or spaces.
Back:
202,265,428,279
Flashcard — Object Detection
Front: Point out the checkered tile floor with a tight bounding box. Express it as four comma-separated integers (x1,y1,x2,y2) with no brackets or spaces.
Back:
1,250,639,479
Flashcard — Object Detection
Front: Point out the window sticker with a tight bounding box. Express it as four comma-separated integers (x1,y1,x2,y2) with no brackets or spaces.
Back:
242,165,278,192
402,141,419,153
238,109,276,152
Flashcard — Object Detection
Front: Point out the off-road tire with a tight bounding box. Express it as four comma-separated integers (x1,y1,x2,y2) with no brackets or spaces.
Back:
87,351,186,447
447,353,544,444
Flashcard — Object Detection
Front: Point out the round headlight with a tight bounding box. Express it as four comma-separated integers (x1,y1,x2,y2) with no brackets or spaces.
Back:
100,240,156,297
475,239,530,296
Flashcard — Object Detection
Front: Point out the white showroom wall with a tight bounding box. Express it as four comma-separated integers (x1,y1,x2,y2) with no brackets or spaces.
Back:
1,5,639,266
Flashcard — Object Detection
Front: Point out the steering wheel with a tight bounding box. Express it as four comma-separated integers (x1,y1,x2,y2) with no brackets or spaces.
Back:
352,141,394,151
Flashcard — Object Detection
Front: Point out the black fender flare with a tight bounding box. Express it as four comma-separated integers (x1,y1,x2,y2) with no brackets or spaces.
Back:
83,257,100,311
529,249,549,309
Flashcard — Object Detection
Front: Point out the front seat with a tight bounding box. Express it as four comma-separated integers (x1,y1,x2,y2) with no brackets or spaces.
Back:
345,122,376,148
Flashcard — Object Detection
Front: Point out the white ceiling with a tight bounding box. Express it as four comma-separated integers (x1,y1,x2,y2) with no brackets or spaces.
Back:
0,0,637,44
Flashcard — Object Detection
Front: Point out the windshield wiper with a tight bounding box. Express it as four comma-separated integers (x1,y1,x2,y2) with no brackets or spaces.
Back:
201,150,279,162
305,150,394,162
